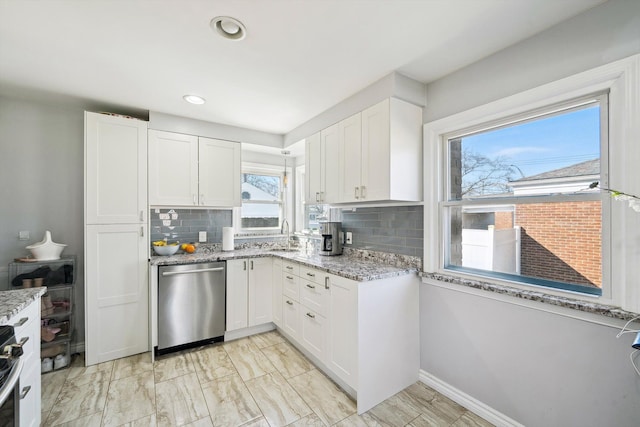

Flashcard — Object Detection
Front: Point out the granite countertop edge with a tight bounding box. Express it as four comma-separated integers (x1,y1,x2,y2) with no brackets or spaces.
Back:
421,272,638,321
0,287,47,325
150,249,418,282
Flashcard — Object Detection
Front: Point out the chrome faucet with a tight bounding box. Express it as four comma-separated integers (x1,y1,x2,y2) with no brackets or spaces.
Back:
281,219,290,250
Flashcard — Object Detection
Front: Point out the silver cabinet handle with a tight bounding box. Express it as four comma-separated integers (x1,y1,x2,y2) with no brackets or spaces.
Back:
140,226,144,237
13,317,28,327
285,266,293,270
306,272,315,278
286,300,293,305
250,260,254,270
306,283,315,289
324,277,330,290
361,185,366,198
139,210,144,222
18,337,29,346
161,267,224,276
200,194,205,205
20,385,31,400
243,261,247,271
306,312,315,319
354,187,359,199
286,275,294,280
193,194,197,205
315,192,319,202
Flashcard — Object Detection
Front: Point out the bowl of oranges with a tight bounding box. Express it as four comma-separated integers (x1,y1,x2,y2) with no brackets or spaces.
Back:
152,240,180,256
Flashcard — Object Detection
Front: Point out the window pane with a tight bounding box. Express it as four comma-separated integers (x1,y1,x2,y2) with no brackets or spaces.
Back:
449,103,601,200
241,173,281,201
447,200,602,295
241,202,280,228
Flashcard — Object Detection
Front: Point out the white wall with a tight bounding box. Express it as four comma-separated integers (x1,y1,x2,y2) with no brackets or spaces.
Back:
421,1,640,425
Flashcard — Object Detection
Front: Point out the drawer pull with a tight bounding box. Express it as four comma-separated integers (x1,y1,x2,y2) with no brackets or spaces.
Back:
285,266,294,270
18,337,29,346
20,385,31,400
306,272,315,278
306,312,315,319
306,284,316,289
13,317,28,327
286,300,294,305
325,277,330,290
286,275,294,280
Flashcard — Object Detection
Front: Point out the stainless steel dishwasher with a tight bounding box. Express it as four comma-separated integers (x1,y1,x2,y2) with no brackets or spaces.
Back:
157,261,226,353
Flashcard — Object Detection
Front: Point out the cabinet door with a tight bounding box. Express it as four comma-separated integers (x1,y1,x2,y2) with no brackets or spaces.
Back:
148,130,198,206
361,99,390,202
85,224,149,365
282,295,300,340
226,259,249,331
272,258,283,327
327,274,358,388
300,309,327,362
85,112,148,224
338,112,362,203
320,123,340,204
305,132,322,204
248,258,273,326
198,137,241,207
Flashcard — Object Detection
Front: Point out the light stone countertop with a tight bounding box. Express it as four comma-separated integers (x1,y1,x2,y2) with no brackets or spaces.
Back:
150,246,419,282
0,287,47,324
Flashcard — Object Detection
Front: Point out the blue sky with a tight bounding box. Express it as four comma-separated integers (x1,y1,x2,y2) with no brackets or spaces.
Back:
462,105,600,178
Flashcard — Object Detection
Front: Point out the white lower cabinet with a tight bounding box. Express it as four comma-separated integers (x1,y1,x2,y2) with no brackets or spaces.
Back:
226,258,273,332
277,261,419,415
1,298,41,427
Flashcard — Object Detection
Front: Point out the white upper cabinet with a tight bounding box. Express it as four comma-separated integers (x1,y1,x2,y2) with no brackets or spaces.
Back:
85,112,148,224
198,137,241,208
148,130,241,208
148,130,198,206
338,112,363,203
305,132,322,203
305,124,340,204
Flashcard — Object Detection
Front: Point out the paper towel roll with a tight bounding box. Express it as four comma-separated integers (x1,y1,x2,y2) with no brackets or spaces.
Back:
222,227,234,251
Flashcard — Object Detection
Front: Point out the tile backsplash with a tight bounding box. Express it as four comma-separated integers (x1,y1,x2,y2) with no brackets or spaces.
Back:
340,205,424,257
150,208,232,244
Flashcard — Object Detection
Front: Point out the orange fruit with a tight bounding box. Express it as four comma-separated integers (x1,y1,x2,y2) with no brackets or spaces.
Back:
184,244,196,254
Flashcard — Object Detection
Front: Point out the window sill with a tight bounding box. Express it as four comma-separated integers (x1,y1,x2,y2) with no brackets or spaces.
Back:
421,271,638,323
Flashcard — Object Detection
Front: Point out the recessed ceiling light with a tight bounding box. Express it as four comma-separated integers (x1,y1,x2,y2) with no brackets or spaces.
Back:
183,94,206,105
210,16,246,41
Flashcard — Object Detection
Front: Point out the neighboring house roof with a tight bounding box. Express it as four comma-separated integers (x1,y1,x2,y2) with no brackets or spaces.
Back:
512,159,599,182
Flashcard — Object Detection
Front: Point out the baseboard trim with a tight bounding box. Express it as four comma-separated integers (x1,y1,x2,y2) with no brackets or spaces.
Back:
419,370,523,427
224,323,276,341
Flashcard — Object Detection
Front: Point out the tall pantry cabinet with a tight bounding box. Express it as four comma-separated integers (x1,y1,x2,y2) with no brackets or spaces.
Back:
84,112,149,366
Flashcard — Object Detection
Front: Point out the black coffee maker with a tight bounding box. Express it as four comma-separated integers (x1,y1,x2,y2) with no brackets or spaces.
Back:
319,222,342,256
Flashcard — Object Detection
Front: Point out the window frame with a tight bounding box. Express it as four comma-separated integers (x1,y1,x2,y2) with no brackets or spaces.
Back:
441,94,609,296
423,54,640,313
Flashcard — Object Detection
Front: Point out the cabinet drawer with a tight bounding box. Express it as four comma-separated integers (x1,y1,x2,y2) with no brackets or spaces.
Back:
300,309,327,362
282,296,300,340
282,261,299,277
19,354,41,427
299,266,323,285
282,271,299,301
300,279,328,318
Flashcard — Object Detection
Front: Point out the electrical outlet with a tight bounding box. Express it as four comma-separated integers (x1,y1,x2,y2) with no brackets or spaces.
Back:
345,231,353,245
19,230,30,241
198,231,207,243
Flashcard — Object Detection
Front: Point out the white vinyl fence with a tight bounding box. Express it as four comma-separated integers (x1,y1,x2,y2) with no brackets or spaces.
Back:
462,226,521,274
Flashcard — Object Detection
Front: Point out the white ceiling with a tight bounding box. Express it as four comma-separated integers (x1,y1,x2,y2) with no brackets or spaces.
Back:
0,0,605,136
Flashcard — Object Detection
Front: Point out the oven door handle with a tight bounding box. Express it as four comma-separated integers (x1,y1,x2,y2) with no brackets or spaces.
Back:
0,357,23,406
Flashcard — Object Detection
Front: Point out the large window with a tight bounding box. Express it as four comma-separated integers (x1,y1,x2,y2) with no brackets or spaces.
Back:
240,171,283,230
443,94,608,295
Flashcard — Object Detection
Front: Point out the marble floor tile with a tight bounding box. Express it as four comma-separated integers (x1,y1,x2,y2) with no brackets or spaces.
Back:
155,372,210,427
191,344,238,383
118,414,158,426
48,412,103,427
451,412,494,427
248,330,286,348
239,417,271,427
41,369,71,414
201,373,262,427
397,382,437,413
101,371,156,427
245,371,312,426
112,352,154,381
366,392,422,427
333,412,386,427
224,337,262,354
226,344,277,381
185,417,214,427
287,413,327,426
288,369,356,426
65,355,114,381
427,395,467,424
260,341,314,379
154,351,195,383
43,376,110,426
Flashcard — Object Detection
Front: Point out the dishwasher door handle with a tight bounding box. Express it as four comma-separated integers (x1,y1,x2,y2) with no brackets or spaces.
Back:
161,267,225,276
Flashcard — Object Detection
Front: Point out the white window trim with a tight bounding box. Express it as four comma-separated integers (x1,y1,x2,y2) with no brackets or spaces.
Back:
423,54,640,314
234,162,293,234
